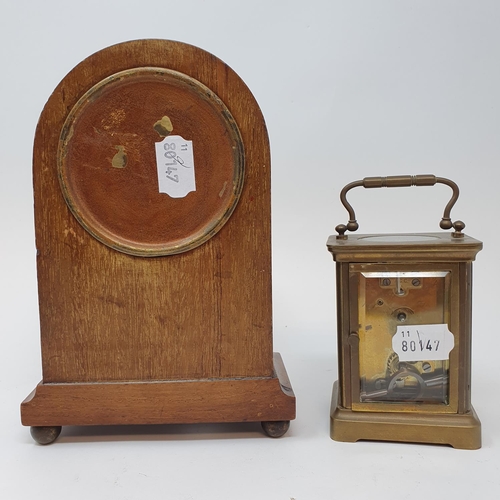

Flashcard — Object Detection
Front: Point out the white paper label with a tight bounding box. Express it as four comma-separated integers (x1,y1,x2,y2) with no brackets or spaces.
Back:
155,135,195,198
392,324,455,362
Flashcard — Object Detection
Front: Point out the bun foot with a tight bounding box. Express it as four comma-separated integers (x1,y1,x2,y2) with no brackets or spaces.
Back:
261,420,290,438
30,426,62,445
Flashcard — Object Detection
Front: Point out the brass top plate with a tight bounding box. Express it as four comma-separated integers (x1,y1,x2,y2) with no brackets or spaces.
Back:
327,232,483,262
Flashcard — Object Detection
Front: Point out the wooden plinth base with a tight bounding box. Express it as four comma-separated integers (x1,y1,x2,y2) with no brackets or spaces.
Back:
330,381,481,449
21,353,295,437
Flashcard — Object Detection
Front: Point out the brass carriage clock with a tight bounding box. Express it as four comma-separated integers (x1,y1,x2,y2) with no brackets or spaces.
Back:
327,175,482,449
20,40,295,444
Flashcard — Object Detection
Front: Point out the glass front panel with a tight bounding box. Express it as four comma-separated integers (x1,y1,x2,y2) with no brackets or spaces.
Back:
357,271,450,405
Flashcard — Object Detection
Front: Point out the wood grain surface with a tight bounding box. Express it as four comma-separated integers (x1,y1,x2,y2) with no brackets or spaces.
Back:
32,40,275,384
21,354,295,426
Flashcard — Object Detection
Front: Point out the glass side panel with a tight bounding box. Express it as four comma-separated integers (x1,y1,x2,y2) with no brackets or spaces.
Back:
357,271,450,404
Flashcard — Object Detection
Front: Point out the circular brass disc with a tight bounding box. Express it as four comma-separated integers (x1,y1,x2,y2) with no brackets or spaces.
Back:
58,67,244,256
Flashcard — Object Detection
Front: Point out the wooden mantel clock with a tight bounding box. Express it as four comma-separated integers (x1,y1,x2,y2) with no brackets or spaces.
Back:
20,39,295,444
327,175,482,449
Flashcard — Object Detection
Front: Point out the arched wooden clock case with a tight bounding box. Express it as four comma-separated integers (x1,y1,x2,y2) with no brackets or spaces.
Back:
20,40,295,444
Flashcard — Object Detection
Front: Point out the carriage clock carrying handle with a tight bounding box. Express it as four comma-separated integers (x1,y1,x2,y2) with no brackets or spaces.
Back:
334,175,464,239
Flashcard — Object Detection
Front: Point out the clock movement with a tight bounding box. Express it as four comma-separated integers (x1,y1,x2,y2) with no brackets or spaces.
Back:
21,40,295,444
327,175,482,449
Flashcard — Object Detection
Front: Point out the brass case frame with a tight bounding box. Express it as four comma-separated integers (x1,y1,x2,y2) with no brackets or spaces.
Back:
327,232,482,449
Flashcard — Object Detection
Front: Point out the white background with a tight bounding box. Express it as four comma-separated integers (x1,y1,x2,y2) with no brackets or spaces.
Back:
1,1,499,499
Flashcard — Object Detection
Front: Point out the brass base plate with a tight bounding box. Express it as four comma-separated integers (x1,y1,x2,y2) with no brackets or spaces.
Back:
330,381,481,449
